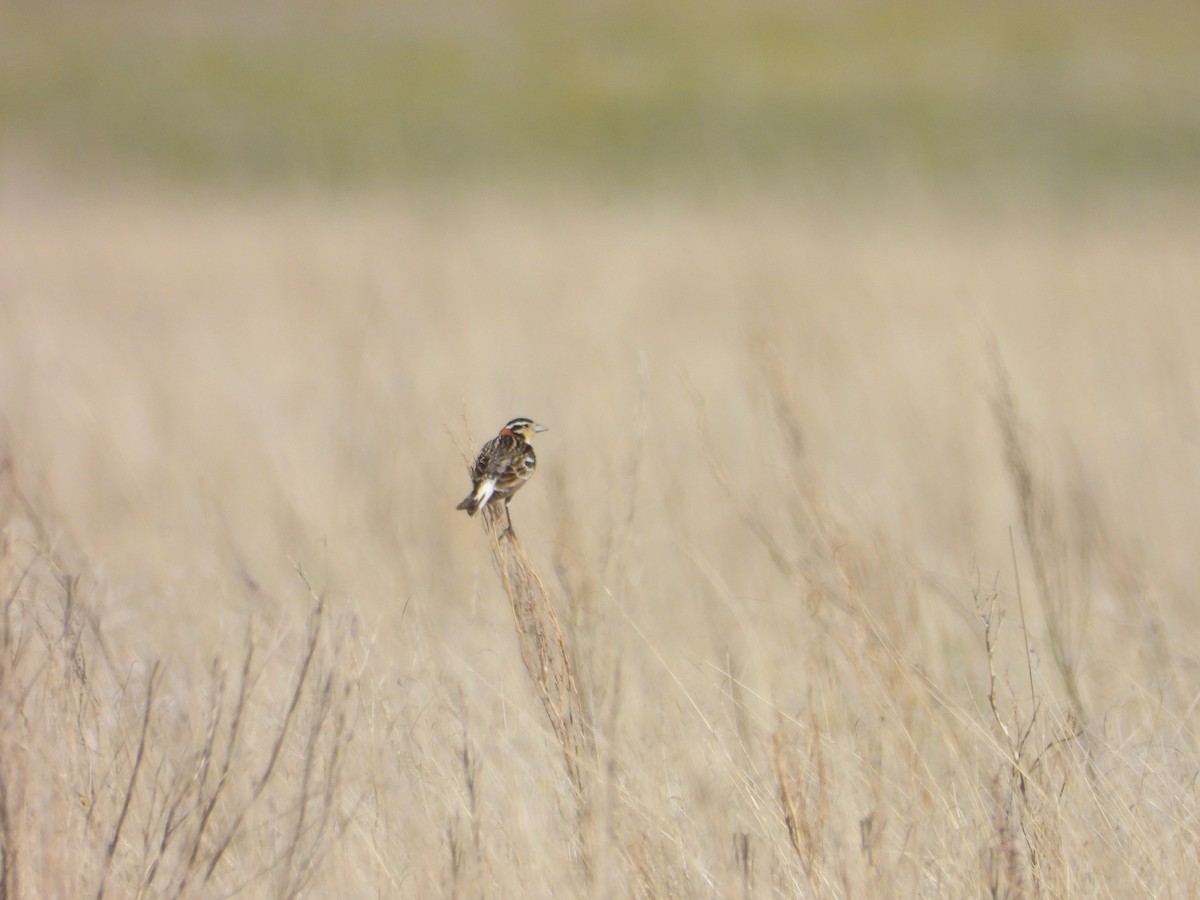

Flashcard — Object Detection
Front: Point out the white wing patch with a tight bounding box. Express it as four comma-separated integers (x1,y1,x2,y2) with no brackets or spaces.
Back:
473,477,497,509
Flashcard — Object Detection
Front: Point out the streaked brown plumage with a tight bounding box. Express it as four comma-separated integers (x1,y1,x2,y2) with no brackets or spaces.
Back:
456,418,547,531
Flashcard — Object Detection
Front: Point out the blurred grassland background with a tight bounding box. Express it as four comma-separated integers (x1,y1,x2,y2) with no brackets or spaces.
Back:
2,1,1200,897
4,0,1200,196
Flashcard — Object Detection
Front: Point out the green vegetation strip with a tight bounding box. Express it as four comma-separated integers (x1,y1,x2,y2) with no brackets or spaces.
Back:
2,0,1199,192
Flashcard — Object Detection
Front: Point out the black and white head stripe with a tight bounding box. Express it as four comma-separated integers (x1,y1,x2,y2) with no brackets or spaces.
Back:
502,418,548,435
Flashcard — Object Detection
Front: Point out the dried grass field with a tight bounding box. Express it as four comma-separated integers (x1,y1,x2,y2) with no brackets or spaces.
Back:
2,1,1200,895
1,186,1199,896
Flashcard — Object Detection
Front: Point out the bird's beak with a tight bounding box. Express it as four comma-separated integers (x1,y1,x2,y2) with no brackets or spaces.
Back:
534,423,548,433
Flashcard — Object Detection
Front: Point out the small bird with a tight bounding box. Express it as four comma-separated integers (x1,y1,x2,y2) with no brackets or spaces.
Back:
456,417,548,533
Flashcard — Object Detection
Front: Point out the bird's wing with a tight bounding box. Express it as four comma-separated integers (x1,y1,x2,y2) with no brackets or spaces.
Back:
473,434,517,479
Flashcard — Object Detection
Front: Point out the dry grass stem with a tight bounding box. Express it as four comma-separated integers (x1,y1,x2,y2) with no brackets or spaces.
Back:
482,507,592,870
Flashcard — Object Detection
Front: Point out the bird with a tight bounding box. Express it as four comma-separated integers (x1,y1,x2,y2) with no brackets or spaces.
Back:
456,417,548,534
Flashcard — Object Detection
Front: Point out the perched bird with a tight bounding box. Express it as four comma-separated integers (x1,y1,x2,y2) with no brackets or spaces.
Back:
456,417,548,533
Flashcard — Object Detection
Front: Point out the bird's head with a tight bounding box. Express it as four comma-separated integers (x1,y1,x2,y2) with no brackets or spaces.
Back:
500,418,548,440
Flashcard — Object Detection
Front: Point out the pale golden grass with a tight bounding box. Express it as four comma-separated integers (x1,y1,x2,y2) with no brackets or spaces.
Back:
0,187,1199,896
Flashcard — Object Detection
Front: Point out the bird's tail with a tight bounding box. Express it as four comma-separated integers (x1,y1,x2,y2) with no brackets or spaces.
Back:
456,479,495,516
